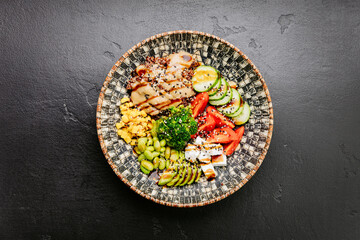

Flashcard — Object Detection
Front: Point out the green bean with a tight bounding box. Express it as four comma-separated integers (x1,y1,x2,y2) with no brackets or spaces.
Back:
147,138,153,146
165,147,171,159
159,158,166,170
141,160,154,172
138,154,146,162
154,140,161,152
153,157,160,169
144,150,154,160
140,165,150,175
160,139,166,147
165,160,170,169
146,146,155,152
152,151,160,158
160,147,166,152
137,137,148,152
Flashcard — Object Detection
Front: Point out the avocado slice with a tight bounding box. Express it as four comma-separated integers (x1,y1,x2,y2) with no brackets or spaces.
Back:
179,166,192,186
167,172,180,187
187,166,198,185
174,165,188,187
167,166,183,187
158,171,176,186
195,168,202,182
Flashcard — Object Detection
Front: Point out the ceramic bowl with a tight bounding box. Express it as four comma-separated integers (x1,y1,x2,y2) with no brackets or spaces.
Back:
97,30,273,207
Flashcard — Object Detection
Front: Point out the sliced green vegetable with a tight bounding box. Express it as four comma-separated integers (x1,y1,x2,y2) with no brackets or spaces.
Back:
192,65,219,92
207,74,222,96
179,166,192,186
209,81,233,106
195,169,202,182
232,102,251,125
217,88,242,116
209,78,227,101
187,166,198,185
158,171,176,185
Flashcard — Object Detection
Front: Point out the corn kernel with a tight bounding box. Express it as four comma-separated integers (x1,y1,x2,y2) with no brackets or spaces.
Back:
122,115,129,123
140,110,147,117
131,126,138,134
121,97,130,103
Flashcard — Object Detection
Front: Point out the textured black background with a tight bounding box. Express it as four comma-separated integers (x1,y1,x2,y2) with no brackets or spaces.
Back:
1,0,360,239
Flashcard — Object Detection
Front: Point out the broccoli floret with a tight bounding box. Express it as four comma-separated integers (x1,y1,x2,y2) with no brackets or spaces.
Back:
156,106,198,150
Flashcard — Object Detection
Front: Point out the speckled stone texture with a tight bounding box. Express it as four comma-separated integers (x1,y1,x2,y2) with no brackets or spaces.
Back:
1,0,360,239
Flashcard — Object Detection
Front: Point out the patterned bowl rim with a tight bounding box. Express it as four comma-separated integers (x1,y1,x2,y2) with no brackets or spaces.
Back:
96,30,274,208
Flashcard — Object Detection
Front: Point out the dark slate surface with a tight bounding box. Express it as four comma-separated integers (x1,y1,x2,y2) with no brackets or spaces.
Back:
1,0,360,239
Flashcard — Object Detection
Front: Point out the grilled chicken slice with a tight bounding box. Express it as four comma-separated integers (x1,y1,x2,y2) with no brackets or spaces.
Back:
129,51,198,115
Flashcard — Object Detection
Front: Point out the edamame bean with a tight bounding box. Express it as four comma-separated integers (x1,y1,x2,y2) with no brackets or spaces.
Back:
146,146,155,152
134,147,141,155
152,151,160,158
144,150,154,160
165,160,170,169
147,138,153,146
160,147,166,152
141,160,154,172
153,137,159,142
160,139,166,147
153,157,160,169
154,140,161,152
140,165,150,175
159,158,166,170
165,147,171,159
138,154,146,162
138,137,148,152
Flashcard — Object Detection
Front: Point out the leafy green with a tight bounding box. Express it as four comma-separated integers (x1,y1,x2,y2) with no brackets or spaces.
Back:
156,106,198,150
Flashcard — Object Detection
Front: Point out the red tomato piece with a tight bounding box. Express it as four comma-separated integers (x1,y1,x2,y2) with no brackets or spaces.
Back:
197,113,216,133
206,127,237,144
206,106,235,129
191,92,209,118
223,126,245,155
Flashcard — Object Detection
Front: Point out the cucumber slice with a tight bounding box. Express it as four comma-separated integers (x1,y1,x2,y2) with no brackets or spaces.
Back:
209,82,233,106
209,78,227,101
207,75,222,96
227,97,244,118
192,66,219,92
232,102,251,125
217,88,242,116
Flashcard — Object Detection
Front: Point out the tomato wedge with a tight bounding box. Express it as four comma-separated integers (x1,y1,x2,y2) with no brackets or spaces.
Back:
206,127,237,144
223,126,245,155
197,113,216,132
191,92,209,118
206,106,235,129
